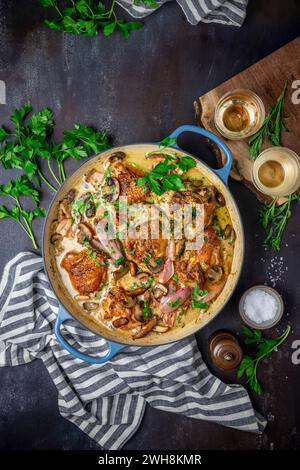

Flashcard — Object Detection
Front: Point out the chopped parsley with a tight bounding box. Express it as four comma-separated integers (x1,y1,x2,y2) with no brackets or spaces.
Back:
191,285,208,310
142,300,150,318
114,256,125,266
172,273,179,282
168,298,181,308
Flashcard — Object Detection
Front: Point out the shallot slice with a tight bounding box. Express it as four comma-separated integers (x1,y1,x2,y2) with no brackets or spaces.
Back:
95,224,123,264
158,259,174,284
160,287,191,314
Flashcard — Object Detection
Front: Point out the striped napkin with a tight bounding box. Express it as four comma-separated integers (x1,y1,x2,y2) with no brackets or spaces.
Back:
117,0,248,26
0,252,266,450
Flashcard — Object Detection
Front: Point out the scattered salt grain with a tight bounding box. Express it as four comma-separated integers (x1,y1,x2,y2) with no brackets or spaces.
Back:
244,289,278,324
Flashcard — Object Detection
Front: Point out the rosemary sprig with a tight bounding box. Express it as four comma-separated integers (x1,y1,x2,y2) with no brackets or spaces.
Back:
259,192,300,251
248,81,288,159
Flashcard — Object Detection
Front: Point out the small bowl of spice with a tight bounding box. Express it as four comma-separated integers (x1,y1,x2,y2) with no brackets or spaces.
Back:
239,285,284,330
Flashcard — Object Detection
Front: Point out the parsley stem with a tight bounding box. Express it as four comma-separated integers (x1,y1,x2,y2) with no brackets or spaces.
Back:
37,168,57,192
61,162,66,181
14,218,31,237
250,325,291,384
14,195,38,249
47,158,61,186
16,197,38,249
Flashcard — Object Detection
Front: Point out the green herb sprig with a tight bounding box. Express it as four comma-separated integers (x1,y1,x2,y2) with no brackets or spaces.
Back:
237,324,291,394
0,103,110,191
248,81,288,159
136,153,196,196
0,176,46,249
259,192,300,251
40,0,143,38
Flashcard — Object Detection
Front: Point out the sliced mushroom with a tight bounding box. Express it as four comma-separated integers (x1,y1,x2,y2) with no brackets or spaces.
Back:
50,233,62,244
128,261,137,276
108,151,126,163
198,187,215,203
74,294,90,301
147,258,164,274
59,199,72,219
65,188,77,203
216,191,225,206
77,223,93,244
133,303,145,323
136,272,150,283
189,179,203,188
82,301,99,311
113,265,129,280
101,177,120,202
56,218,72,237
223,224,236,242
206,265,223,283
84,169,104,189
126,285,150,297
152,324,169,333
133,317,157,339
85,203,96,218
153,283,168,300
145,152,167,160
112,317,129,328
120,295,136,309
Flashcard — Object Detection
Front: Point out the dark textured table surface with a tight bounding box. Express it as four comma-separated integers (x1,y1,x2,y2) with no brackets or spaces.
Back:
0,0,300,451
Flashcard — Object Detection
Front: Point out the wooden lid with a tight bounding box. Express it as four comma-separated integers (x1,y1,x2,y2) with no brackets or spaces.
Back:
209,331,243,370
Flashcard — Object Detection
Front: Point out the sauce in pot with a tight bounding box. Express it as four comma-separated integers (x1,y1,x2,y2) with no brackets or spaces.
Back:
51,148,236,340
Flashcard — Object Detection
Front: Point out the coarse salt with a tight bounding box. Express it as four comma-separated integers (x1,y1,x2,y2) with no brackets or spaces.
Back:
244,289,278,324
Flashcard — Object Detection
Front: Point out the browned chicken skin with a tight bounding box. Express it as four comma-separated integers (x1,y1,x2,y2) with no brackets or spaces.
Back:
113,162,149,203
61,250,108,294
174,227,222,285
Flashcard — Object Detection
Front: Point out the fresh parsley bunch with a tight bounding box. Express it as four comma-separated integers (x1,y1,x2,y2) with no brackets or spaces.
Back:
237,324,291,394
0,102,111,247
0,176,46,249
0,103,110,191
136,136,196,196
40,0,144,38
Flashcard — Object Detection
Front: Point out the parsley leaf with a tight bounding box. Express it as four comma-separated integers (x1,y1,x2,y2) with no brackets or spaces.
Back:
136,154,192,196
191,285,208,310
0,103,110,190
158,136,177,149
40,0,143,38
0,176,45,249
237,324,291,395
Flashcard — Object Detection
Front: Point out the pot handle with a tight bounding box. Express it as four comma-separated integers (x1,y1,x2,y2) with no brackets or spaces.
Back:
168,125,233,185
54,305,126,364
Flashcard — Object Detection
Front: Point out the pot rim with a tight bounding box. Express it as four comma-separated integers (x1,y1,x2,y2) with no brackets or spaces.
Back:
43,141,245,346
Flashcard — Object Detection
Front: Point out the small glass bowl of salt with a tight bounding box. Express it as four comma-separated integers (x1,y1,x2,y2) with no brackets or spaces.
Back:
239,285,284,330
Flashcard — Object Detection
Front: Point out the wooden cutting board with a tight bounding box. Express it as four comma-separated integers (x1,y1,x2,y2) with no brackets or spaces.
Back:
194,37,300,204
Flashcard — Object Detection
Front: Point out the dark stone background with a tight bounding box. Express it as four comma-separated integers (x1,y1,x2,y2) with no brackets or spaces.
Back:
0,0,300,450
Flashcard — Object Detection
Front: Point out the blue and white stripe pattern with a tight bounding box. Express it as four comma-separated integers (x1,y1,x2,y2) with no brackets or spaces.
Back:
0,253,266,449
117,0,248,26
